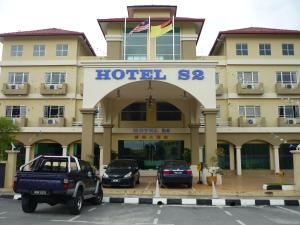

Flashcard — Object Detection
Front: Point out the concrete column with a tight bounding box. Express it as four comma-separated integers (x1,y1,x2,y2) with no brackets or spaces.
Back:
202,109,217,163
62,146,68,156
269,145,275,170
80,108,96,162
274,145,280,174
189,124,200,165
4,150,19,188
236,146,242,175
102,124,113,165
24,146,31,164
291,150,300,191
229,144,235,170
99,145,104,176
199,146,204,163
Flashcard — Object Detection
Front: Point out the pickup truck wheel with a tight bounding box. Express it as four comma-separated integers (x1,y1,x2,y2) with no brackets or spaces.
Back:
68,191,83,215
91,187,103,205
21,194,37,213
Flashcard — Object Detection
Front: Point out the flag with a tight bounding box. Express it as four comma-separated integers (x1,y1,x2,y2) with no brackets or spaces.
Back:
129,19,150,35
150,19,173,38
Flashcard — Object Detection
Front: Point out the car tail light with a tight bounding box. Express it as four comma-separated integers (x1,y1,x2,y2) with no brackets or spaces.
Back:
63,179,69,192
163,169,173,175
13,177,17,191
185,169,192,175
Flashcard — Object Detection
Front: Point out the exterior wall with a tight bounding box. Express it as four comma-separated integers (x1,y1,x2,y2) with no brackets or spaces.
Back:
107,41,122,60
181,41,196,59
132,9,172,18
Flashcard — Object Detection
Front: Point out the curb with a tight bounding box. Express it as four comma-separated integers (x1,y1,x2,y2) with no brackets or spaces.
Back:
2,195,300,206
263,184,295,191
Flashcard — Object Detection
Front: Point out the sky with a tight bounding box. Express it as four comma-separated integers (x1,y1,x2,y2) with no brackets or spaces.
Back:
0,0,300,57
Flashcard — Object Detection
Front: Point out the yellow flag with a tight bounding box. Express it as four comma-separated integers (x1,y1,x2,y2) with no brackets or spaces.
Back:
150,19,173,38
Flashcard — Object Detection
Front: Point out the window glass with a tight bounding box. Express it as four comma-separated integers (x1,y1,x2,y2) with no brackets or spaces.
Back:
156,28,180,60
6,106,26,118
44,106,64,118
56,44,68,56
121,102,146,121
8,72,29,84
11,45,23,56
156,102,181,121
237,72,258,84
44,72,66,84
125,29,147,60
236,43,248,55
278,105,299,118
33,45,45,56
282,43,294,56
259,43,271,55
276,72,297,84
239,106,261,117
215,73,220,84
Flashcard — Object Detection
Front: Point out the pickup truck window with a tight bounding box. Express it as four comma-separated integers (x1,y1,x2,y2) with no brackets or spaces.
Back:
39,159,68,173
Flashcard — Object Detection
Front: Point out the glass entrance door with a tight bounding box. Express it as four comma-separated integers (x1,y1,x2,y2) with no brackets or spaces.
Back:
118,140,184,169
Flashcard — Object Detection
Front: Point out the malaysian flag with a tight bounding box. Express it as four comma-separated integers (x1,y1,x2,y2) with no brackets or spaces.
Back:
129,19,150,35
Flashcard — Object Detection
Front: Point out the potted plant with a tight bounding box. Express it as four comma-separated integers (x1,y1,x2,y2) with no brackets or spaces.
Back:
205,148,224,186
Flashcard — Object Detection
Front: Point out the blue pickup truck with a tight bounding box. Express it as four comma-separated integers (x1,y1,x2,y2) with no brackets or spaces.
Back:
13,155,103,215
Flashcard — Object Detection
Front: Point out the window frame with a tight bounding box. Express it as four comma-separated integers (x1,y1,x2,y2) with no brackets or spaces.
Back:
11,45,23,56
236,43,248,56
8,72,29,84
121,102,147,121
124,29,148,61
43,106,65,118
278,105,299,118
237,72,259,84
282,43,294,56
6,105,26,118
276,71,297,84
56,44,68,56
156,102,182,121
259,43,271,56
239,105,261,118
33,44,45,56
44,72,66,84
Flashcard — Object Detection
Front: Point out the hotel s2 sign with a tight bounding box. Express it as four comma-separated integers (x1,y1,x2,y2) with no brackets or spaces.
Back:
95,69,204,80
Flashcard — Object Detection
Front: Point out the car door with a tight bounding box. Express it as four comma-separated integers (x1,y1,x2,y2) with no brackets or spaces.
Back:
80,162,94,195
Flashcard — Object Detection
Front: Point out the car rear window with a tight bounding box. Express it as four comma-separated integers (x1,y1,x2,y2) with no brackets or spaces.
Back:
164,161,188,168
38,158,69,173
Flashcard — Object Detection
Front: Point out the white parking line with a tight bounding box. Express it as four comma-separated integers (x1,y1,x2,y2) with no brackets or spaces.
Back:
153,218,158,224
224,210,232,216
144,181,151,191
68,215,81,222
157,209,161,215
236,220,247,225
0,217,7,219
88,207,96,212
0,212,7,215
277,206,300,216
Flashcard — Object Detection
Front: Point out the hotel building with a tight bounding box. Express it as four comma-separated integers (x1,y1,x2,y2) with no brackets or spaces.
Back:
0,5,300,176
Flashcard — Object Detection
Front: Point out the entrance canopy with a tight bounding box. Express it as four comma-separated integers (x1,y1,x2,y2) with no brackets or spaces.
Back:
82,61,217,109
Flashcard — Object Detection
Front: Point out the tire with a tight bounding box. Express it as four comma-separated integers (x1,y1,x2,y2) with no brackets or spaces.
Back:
187,182,192,188
91,187,103,205
67,190,83,215
136,177,140,184
21,194,37,213
130,179,135,188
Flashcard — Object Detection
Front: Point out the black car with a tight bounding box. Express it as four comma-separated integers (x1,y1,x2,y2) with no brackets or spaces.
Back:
102,159,140,188
157,160,193,188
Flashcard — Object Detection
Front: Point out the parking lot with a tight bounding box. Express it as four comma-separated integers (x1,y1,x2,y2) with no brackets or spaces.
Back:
1,198,300,225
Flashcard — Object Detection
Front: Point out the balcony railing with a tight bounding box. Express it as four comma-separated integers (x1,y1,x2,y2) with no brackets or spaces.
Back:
40,83,67,95
275,83,300,95
39,117,65,127
216,84,224,96
278,117,300,127
200,117,232,127
236,83,264,95
8,117,27,127
2,83,30,95
238,116,266,127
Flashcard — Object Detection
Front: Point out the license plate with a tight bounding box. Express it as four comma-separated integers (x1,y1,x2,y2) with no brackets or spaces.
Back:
112,179,119,182
174,171,182,174
32,190,48,195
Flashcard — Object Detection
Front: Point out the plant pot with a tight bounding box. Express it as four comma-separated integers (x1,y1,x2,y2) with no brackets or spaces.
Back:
206,176,217,186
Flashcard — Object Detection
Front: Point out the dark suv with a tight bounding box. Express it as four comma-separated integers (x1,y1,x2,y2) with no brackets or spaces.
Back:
102,159,140,188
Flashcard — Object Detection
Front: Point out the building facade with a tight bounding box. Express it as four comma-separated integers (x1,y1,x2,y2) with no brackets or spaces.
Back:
0,5,300,176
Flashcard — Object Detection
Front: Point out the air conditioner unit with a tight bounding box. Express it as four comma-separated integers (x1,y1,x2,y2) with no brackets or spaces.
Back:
246,84,253,89
247,118,256,125
285,84,293,89
47,118,56,124
287,118,295,125
49,84,57,90
10,84,19,89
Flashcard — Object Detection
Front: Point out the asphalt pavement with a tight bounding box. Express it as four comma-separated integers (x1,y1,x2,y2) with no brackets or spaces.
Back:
1,198,300,225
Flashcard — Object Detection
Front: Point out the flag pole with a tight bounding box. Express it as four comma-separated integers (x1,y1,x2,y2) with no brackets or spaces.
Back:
123,17,127,60
172,15,175,60
148,16,151,60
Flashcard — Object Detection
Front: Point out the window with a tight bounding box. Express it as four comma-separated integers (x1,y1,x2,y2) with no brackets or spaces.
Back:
282,44,294,56
215,73,220,85
278,105,299,118
125,29,147,60
276,72,297,84
11,45,23,56
56,44,68,56
259,43,271,55
239,106,261,118
121,102,146,121
237,72,258,84
6,106,26,118
45,72,66,84
236,43,248,55
44,106,64,118
216,105,221,118
8,72,29,84
156,28,180,60
156,102,181,121
33,45,45,56
95,105,103,119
